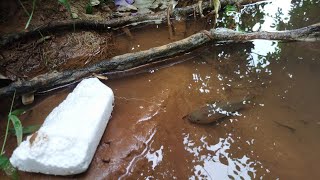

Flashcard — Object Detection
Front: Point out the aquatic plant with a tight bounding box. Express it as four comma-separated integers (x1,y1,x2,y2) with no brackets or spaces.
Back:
0,91,19,179
0,92,40,179
0,155,17,180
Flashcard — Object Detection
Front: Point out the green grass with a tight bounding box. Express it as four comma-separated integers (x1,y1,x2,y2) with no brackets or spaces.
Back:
0,155,18,180
0,92,40,179
0,91,19,179
86,3,93,14
19,0,73,29
1,91,18,154
25,0,37,29
58,0,72,17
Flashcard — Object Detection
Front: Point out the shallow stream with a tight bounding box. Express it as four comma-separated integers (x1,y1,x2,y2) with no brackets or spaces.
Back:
1,0,320,179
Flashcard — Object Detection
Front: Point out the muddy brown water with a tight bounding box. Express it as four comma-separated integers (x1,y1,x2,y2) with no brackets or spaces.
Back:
1,0,320,179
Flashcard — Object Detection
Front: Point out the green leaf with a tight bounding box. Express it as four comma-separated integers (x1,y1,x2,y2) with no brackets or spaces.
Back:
0,155,18,180
86,3,93,14
8,115,23,146
225,4,237,13
10,109,26,116
0,155,7,167
58,0,72,17
25,0,37,29
22,125,40,135
9,125,40,135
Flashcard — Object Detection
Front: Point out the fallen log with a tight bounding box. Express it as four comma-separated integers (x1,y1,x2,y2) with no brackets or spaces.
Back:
0,23,319,97
0,0,264,47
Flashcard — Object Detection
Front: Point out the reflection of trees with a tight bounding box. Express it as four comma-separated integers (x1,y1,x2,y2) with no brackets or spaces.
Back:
197,0,319,95
219,0,320,31
204,42,254,76
251,41,281,69
279,41,320,62
279,0,320,30
217,11,239,29
238,3,267,32
277,0,320,62
191,43,255,96
216,41,282,89
217,2,267,31
194,43,254,86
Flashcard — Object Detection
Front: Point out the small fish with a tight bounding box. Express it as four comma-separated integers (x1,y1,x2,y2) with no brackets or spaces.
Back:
183,95,253,124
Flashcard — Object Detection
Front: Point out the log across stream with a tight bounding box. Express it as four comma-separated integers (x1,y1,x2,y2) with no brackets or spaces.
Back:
0,22,319,97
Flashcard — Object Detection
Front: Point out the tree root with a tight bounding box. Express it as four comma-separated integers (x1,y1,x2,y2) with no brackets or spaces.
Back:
0,22,319,97
0,0,265,47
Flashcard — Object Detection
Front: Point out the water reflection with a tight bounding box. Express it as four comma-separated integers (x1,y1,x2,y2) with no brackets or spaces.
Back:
248,40,279,74
218,0,319,75
219,0,319,31
183,133,267,179
120,128,157,180
190,73,211,94
250,0,292,31
131,1,320,179
145,145,164,170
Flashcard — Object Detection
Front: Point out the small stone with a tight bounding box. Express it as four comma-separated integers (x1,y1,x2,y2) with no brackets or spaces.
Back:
21,92,34,105
71,12,78,19
101,4,112,12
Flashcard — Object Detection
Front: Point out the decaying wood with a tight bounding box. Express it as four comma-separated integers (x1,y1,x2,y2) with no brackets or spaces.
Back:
0,23,319,97
0,0,264,47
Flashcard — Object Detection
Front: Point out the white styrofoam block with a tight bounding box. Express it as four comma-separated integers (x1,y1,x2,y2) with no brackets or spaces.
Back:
10,78,114,175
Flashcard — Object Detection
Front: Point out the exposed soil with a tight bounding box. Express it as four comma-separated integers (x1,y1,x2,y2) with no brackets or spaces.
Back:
1,31,115,79
0,0,118,80
0,0,214,81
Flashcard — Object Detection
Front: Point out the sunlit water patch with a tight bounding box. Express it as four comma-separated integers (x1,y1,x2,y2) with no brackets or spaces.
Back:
183,133,268,179
248,40,280,74
218,0,319,75
219,0,310,31
190,73,212,94
145,145,164,170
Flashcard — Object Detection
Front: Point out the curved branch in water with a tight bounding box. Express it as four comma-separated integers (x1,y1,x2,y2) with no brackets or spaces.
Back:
0,23,319,97
0,0,265,47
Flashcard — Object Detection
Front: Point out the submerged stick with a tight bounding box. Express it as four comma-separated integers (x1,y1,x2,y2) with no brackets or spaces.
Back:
273,120,296,133
0,23,319,97
0,0,265,47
